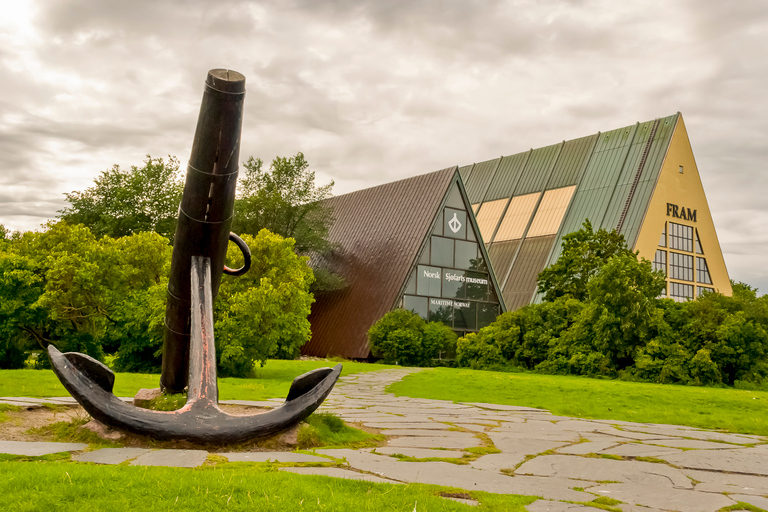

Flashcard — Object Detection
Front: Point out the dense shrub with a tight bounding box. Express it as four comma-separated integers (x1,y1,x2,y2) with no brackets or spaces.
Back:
368,309,457,366
456,221,768,388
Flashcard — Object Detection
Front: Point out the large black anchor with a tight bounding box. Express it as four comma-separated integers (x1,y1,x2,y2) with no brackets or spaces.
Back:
48,69,341,443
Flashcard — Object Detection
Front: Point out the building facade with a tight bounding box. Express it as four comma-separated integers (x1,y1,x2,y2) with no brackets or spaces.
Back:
303,167,504,359
461,112,731,310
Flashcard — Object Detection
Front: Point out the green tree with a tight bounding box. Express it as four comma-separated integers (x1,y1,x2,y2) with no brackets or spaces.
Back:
537,220,635,302
232,153,344,292
214,230,315,377
59,155,183,240
368,309,457,366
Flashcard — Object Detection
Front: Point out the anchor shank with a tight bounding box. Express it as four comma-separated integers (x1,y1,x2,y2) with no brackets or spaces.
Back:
187,256,218,406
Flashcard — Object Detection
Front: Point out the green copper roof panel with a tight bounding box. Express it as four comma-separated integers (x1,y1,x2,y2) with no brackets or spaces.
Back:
484,152,530,201
459,164,474,182
617,114,679,247
514,143,561,195
546,134,599,190
464,158,499,204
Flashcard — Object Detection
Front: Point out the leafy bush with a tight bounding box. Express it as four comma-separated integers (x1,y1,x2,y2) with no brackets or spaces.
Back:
368,309,457,366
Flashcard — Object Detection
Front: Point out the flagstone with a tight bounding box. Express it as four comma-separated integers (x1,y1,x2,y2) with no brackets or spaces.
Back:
279,467,399,484
371,447,466,459
387,435,481,449
599,443,681,458
220,452,328,463
130,449,208,468
0,441,86,456
75,448,150,464
682,468,768,496
586,483,735,512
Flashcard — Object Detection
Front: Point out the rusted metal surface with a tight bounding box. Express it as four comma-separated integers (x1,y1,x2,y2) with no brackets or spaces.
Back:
161,69,247,393
305,168,457,359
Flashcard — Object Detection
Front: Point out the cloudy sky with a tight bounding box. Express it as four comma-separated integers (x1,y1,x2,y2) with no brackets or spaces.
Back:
1,0,766,292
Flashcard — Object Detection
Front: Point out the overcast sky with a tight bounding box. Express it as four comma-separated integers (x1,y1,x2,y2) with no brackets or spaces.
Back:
1,0,766,293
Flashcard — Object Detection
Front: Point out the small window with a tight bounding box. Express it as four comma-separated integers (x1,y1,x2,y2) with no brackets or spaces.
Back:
669,222,693,252
403,295,428,320
653,250,667,275
679,165,684,174
669,252,693,282
417,265,442,296
670,282,694,302
695,229,703,254
659,223,666,247
430,236,454,268
454,240,479,270
696,257,712,285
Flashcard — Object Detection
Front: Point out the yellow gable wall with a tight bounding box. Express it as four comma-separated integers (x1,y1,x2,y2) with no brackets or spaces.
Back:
634,114,732,296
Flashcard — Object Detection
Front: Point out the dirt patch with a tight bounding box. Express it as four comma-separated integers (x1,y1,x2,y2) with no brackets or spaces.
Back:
0,404,304,452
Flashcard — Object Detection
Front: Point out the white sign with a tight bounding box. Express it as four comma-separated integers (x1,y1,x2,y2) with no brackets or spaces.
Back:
448,213,462,233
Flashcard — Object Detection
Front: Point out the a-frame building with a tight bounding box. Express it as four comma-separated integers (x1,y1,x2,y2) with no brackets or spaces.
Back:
304,167,505,359
461,113,731,310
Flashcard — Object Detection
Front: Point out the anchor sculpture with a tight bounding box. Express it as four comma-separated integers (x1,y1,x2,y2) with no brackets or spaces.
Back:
48,69,341,443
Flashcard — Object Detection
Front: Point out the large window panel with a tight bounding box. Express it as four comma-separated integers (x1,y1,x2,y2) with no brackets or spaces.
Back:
430,236,454,268
442,269,466,299
453,301,477,330
697,257,712,284
669,252,693,282
653,250,667,275
494,193,540,242
477,303,499,329
465,271,489,300
454,240,479,270
670,282,693,302
474,198,509,242
403,295,428,320
669,222,693,252
443,208,467,239
527,186,576,238
417,265,442,296
428,298,453,327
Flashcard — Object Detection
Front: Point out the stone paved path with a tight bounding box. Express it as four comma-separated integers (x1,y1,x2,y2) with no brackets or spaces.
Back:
3,368,768,511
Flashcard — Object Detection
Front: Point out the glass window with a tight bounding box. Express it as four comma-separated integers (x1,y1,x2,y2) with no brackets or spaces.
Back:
453,301,476,330
465,271,489,300
417,265,442,296
653,250,667,275
444,208,467,239
659,223,666,247
454,240,478,270
669,222,693,252
432,211,443,236
430,236,454,268
697,286,715,297
405,270,416,294
467,227,476,242
428,298,453,327
696,257,712,285
442,269,466,300
695,229,704,254
670,282,694,302
403,295,428,320
445,185,464,209
669,252,693,282
477,303,499,329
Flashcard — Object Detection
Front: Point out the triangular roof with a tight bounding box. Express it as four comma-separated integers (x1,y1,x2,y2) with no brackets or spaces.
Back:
305,167,458,358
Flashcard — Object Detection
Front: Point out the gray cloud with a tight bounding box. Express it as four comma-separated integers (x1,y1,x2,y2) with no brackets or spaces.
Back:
0,0,766,290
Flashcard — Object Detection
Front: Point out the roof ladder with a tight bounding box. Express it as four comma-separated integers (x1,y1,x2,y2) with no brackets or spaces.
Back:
616,118,660,233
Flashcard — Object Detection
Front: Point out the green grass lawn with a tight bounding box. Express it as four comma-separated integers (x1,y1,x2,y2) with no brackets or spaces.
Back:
387,368,768,436
0,460,536,511
0,360,397,401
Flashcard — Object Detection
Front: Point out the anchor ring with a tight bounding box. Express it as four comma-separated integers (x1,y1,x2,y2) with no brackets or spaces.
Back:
223,232,251,276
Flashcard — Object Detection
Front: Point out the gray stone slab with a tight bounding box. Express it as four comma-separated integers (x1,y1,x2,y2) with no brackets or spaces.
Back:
279,467,399,484
665,447,768,475
373,447,466,459
627,427,760,444
516,455,692,488
131,449,208,468
379,429,476,438
488,434,571,457
0,401,42,408
557,441,620,455
315,449,591,501
728,494,768,508
526,501,604,512
489,427,580,443
75,448,151,464
387,435,481,449
471,453,528,472
587,483,735,512
649,438,747,450
0,441,87,456
460,402,548,412
443,496,479,506
606,430,678,441
600,443,681,458
682,468,768,495
454,423,489,432
551,420,610,432
364,422,452,430
220,452,329,463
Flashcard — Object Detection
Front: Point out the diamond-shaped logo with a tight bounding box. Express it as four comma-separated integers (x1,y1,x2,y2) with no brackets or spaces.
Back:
448,213,462,234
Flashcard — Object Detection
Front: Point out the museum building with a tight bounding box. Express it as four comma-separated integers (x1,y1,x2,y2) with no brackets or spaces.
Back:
303,112,731,358
303,167,505,359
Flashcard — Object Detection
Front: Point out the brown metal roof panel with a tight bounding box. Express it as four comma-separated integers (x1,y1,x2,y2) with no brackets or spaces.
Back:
487,240,521,289
547,134,598,189
484,151,529,201
306,167,457,358
502,235,556,310
463,158,500,204
514,143,560,195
